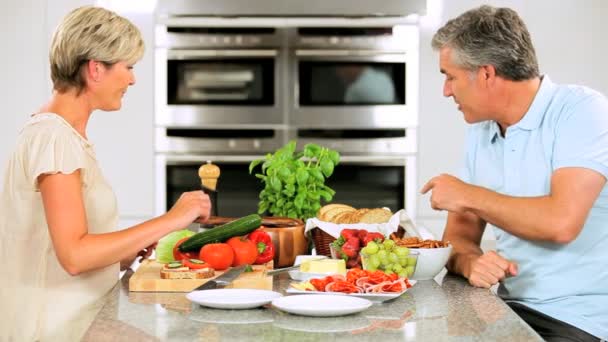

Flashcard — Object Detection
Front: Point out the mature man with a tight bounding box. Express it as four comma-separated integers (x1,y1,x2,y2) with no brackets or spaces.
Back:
421,5,608,341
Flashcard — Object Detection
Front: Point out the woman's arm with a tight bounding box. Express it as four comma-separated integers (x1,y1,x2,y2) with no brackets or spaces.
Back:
39,170,210,275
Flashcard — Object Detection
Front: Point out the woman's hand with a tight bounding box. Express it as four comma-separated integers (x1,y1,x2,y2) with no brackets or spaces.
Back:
165,191,211,230
120,243,157,270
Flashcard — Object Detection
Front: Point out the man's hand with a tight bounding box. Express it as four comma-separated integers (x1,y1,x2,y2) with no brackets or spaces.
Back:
420,174,472,213
466,251,518,288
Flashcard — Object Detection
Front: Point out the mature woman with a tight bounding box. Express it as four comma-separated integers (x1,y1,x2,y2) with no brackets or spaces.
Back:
0,6,211,341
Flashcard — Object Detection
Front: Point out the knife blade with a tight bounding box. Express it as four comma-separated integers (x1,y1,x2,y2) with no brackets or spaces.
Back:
265,256,327,276
192,265,247,291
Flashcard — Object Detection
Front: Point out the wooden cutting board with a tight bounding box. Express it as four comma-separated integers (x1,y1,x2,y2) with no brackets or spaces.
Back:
129,259,273,292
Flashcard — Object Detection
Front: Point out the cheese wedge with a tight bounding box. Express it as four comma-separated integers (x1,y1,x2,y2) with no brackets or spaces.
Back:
300,259,346,275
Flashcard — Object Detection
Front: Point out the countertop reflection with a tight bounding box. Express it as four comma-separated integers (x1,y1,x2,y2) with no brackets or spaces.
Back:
83,270,542,341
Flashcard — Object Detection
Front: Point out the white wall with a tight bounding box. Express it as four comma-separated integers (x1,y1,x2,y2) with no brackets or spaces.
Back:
2,0,608,237
416,0,608,241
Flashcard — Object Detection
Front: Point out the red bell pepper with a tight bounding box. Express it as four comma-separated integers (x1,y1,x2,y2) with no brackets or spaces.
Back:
248,229,275,264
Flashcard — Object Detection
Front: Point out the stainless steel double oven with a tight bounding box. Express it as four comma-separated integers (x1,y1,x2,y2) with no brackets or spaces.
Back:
155,18,419,219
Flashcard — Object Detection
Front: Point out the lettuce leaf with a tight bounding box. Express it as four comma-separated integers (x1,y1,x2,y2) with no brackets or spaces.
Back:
156,229,195,263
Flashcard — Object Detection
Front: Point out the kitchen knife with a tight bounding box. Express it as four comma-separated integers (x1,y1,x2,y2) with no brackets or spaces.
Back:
266,256,327,276
192,265,247,291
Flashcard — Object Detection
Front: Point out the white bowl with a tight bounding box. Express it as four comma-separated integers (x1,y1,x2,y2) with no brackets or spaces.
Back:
409,245,452,280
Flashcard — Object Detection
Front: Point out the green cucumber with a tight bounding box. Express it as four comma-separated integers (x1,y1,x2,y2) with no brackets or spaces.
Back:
179,214,262,252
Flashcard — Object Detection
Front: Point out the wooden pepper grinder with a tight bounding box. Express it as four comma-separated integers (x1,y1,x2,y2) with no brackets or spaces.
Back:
198,161,220,217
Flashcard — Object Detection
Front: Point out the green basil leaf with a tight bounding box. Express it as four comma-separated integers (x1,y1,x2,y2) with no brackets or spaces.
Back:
320,159,334,177
328,150,340,165
296,168,309,186
309,168,324,182
249,159,263,173
318,190,332,202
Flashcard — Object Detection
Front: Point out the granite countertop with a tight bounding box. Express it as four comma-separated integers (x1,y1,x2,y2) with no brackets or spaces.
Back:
83,270,542,341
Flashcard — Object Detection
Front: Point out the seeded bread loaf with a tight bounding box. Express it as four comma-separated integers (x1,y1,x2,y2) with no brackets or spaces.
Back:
160,265,215,279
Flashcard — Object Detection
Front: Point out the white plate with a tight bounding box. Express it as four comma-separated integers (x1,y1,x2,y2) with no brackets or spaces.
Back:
285,280,416,303
186,289,283,309
272,294,372,317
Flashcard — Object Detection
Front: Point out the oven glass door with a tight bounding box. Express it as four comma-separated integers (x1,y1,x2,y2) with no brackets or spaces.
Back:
157,49,283,126
168,57,274,105
164,160,404,217
291,53,411,128
299,61,405,106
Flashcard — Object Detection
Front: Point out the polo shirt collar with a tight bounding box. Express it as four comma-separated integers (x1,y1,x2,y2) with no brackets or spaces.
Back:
515,75,555,131
489,75,555,143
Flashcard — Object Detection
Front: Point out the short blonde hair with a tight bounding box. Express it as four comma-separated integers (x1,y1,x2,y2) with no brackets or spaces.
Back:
49,6,145,93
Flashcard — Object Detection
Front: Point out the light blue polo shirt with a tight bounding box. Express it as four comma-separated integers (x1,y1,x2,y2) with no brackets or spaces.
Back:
462,76,608,339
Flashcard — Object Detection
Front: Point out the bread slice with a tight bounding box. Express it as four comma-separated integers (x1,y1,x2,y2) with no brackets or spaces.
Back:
317,203,355,221
160,265,215,279
349,208,371,223
324,206,356,223
359,208,393,224
332,210,355,224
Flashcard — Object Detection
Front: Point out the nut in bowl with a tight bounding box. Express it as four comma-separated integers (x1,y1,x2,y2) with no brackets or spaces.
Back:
391,236,452,280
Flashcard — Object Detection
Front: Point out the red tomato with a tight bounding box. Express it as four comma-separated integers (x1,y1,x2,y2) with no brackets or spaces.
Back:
226,236,258,267
199,243,234,270
173,237,199,261
182,259,211,270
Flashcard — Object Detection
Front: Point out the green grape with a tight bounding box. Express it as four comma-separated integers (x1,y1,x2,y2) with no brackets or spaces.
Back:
406,256,417,266
388,252,399,264
365,241,379,254
377,249,388,260
383,264,393,272
370,254,381,268
380,257,391,266
398,256,408,266
367,264,378,271
394,246,409,257
382,239,396,251
385,269,395,275
361,246,371,255
397,270,407,278
392,264,403,273
405,265,415,277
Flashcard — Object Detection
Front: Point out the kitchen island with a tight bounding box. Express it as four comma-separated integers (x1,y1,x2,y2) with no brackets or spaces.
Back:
83,269,542,341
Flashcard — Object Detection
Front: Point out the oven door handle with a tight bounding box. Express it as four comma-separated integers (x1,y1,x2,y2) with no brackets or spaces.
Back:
161,154,408,166
295,49,406,57
167,49,278,59
338,155,408,166
163,154,264,165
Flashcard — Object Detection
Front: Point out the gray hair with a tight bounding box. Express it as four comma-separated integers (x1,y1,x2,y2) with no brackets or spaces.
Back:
49,6,145,94
431,5,539,81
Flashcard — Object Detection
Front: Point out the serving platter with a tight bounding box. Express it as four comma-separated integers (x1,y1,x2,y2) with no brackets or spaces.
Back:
285,280,416,303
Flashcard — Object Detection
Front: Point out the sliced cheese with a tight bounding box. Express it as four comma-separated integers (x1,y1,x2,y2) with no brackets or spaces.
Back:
300,259,346,275
291,281,316,291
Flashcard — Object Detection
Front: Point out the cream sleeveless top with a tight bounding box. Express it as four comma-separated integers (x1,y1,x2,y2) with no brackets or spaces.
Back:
0,113,119,341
